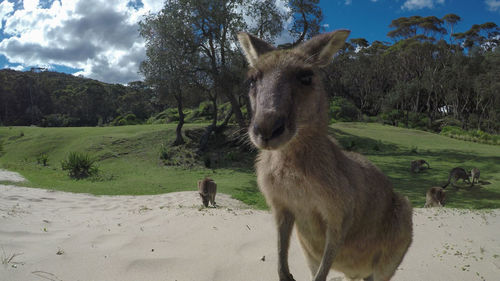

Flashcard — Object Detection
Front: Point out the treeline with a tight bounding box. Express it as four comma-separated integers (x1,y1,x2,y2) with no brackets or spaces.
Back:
327,16,500,133
0,69,157,126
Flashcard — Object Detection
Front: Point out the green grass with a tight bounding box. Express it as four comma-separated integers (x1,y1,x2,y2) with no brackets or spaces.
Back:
0,122,499,209
331,123,500,209
0,124,266,209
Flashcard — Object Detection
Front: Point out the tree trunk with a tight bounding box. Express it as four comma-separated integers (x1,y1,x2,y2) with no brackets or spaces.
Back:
173,94,185,146
225,91,245,128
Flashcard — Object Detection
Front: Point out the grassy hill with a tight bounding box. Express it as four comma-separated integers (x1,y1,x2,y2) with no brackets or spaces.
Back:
0,123,499,209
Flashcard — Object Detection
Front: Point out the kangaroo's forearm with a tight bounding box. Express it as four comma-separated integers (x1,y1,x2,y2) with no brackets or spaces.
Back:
313,228,342,281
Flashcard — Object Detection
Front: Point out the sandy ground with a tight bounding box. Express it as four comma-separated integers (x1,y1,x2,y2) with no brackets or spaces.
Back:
0,169,26,183
0,174,499,281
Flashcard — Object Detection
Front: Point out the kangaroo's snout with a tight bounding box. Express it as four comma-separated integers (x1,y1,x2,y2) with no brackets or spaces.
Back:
253,116,286,142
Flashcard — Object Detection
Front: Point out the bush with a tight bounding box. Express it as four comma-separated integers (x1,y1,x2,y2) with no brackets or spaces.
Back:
36,153,49,166
440,126,500,145
380,110,404,126
111,113,140,126
41,114,79,127
329,97,360,123
61,152,99,179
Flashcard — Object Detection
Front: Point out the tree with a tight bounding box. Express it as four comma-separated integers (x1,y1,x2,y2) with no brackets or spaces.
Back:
288,0,323,45
140,0,199,145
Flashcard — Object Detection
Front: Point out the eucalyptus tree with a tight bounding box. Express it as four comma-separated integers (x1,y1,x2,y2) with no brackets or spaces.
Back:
140,0,199,145
288,0,323,45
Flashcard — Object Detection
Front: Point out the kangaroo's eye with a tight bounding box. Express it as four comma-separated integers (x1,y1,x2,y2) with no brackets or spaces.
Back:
297,70,313,85
249,78,256,88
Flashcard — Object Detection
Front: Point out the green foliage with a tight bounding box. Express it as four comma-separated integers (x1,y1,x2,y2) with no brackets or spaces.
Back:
440,126,499,145
111,113,140,126
41,114,79,127
61,152,99,179
380,110,405,126
0,140,4,156
0,70,154,127
329,97,360,123
36,153,49,166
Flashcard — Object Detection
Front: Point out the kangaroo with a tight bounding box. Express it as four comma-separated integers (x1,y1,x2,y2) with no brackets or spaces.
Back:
424,187,446,207
470,168,480,186
442,167,470,188
238,30,413,281
410,159,430,173
197,177,217,207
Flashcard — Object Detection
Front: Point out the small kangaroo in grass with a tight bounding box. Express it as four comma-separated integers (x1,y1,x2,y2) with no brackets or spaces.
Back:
442,167,471,189
470,168,480,186
197,177,217,207
424,187,446,207
410,159,430,173
238,30,413,281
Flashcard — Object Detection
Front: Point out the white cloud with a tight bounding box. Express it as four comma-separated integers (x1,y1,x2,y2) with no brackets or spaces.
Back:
402,0,445,10
23,0,40,11
345,0,352,5
4,64,24,71
0,0,14,29
486,0,500,11
0,0,163,84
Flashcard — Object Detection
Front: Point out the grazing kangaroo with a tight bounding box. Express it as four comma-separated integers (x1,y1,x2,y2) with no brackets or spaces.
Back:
442,167,470,188
197,177,217,207
410,159,430,173
470,168,480,186
424,187,446,207
238,30,413,281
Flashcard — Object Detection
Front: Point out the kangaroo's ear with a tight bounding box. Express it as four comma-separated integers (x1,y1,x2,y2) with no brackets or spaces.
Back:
238,32,276,66
295,29,350,67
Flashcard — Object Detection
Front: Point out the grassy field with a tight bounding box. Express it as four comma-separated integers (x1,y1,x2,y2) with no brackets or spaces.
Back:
0,122,499,209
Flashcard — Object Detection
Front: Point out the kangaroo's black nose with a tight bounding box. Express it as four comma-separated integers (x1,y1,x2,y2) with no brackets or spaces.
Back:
270,118,285,140
253,117,285,141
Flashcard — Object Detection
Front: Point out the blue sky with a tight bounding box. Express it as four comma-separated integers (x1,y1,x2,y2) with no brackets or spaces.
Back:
0,0,498,84
320,0,500,43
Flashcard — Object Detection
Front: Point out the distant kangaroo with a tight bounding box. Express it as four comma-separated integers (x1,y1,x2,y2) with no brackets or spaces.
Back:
470,168,480,186
424,187,446,207
442,167,470,188
238,30,412,281
197,177,217,207
410,159,430,173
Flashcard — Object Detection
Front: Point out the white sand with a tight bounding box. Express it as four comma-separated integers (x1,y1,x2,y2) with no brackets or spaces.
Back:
1,183,499,281
0,169,26,183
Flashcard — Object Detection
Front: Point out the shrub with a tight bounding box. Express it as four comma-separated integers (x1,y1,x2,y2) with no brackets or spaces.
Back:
111,113,139,126
36,153,49,166
61,152,98,179
440,126,499,145
329,97,360,123
380,110,404,126
159,143,169,161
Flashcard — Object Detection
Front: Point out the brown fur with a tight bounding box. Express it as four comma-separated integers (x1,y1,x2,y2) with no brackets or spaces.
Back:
197,177,217,207
470,168,480,186
238,31,413,281
424,187,446,207
442,167,470,189
410,159,430,173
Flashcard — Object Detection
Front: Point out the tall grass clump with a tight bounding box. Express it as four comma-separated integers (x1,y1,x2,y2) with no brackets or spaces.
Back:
36,153,49,166
61,152,98,179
